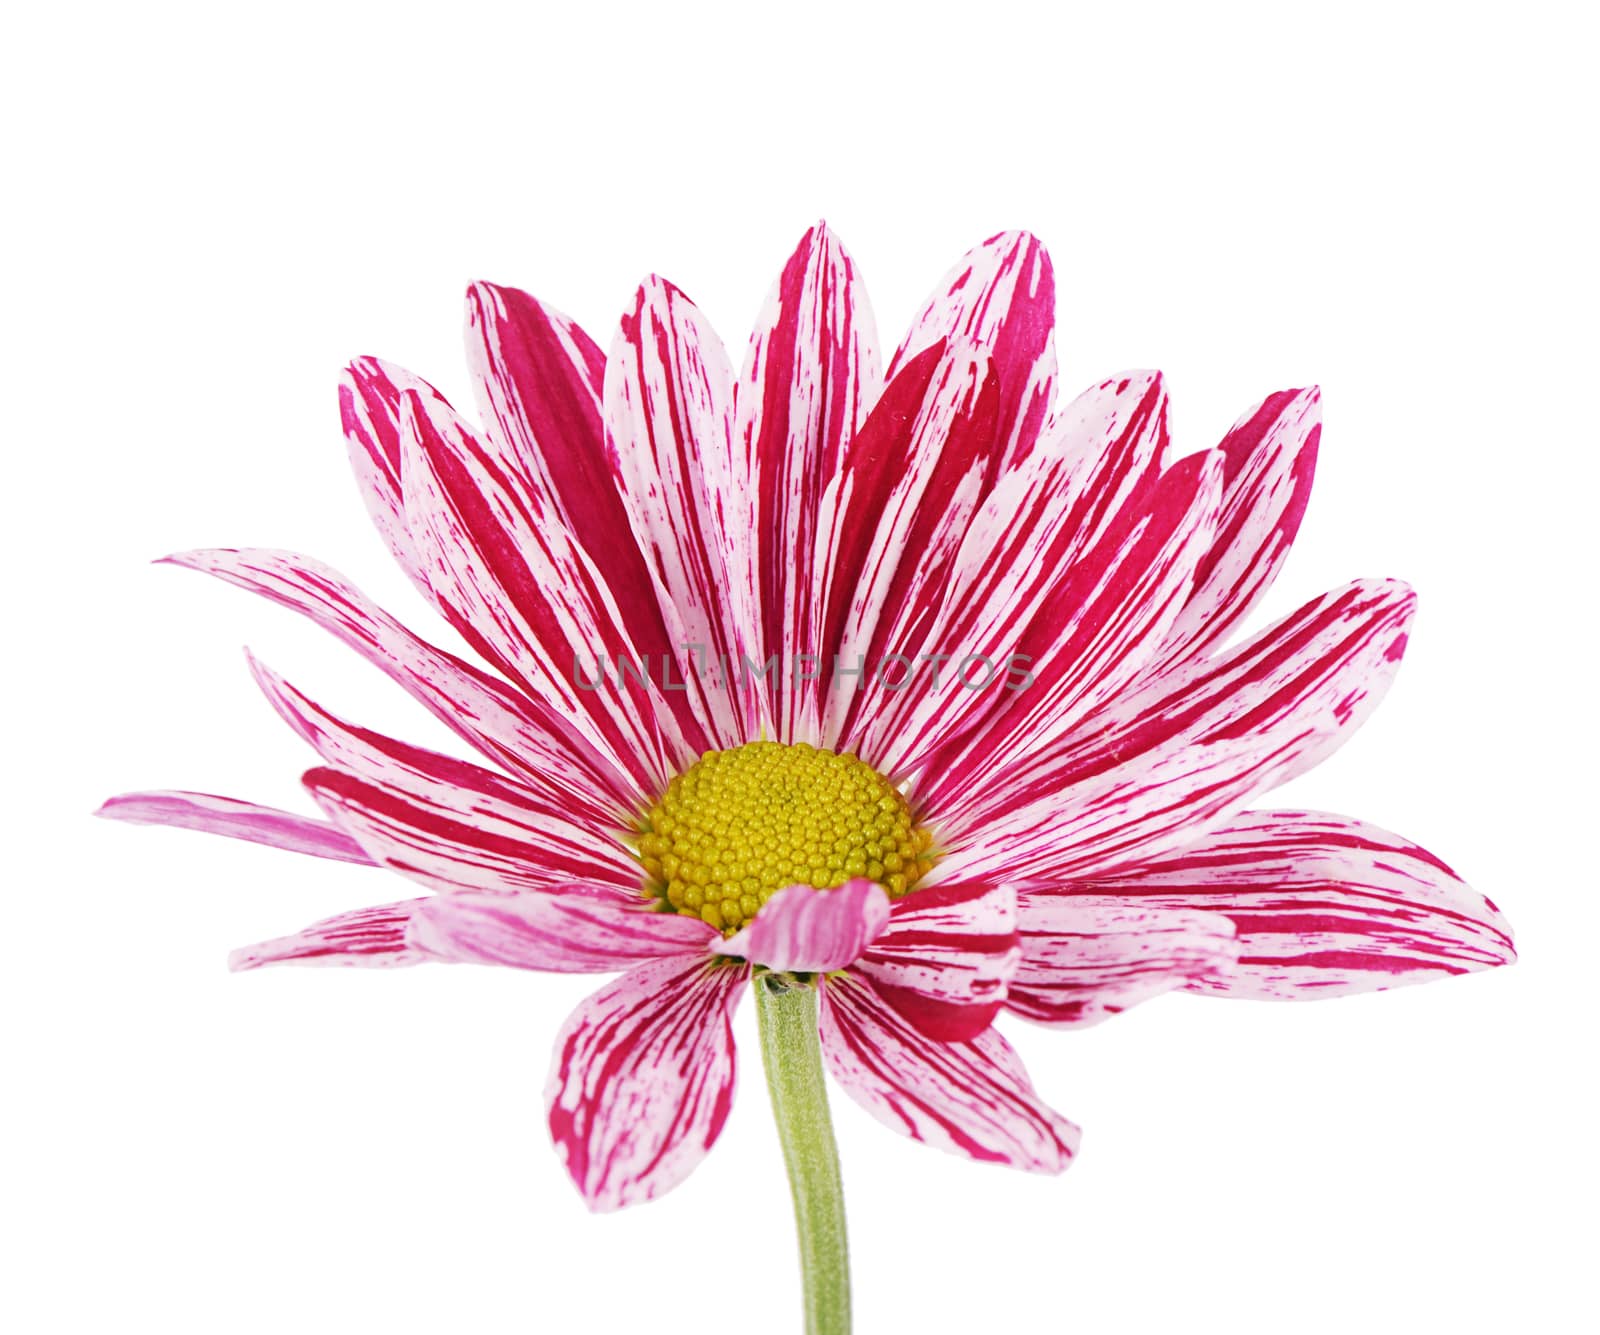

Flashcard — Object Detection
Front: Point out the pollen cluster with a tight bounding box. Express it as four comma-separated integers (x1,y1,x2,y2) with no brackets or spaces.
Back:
637,741,935,933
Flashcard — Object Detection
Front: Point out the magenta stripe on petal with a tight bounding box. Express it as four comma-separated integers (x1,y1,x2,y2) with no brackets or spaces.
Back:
853,882,1020,1041
1008,898,1240,1026
546,955,748,1212
604,278,758,748
230,899,425,971
411,885,714,973
712,880,890,972
249,657,641,893
737,223,881,743
98,790,378,865
890,231,1057,471
1078,809,1516,997
819,972,1078,1172
162,548,638,816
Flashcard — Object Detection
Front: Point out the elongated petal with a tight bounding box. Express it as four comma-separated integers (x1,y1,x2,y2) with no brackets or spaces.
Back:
162,548,637,815
411,885,714,972
98,790,377,865
338,357,452,607
737,223,881,742
400,388,702,790
1008,898,1240,1025
230,900,423,971
1078,810,1516,996
934,733,1302,890
919,449,1223,811
463,281,709,742
820,342,1002,750
819,972,1078,1172
249,657,640,892
890,231,1056,470
712,880,890,971
1040,578,1417,800
1152,386,1320,670
852,882,1019,1040
547,956,747,1211
605,278,757,747
851,372,1169,774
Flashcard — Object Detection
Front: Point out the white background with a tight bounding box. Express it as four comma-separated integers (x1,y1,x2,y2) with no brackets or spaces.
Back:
5,2,1595,1332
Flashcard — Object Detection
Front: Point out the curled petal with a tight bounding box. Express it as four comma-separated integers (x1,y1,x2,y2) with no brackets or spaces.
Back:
546,956,748,1212
853,882,1020,1040
819,972,1078,1172
713,880,891,972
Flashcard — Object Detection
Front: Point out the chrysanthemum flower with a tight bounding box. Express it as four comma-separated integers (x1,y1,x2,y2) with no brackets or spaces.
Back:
101,224,1514,1331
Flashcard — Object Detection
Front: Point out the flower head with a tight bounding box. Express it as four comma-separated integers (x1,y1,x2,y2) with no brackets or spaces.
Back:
101,224,1514,1213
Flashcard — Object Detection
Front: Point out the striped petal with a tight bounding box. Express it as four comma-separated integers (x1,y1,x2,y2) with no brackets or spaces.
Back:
819,972,1078,1172
933,732,1303,890
712,880,890,972
411,885,715,972
919,449,1224,813
250,657,641,892
463,281,708,743
1031,578,1418,806
338,357,453,609
230,900,423,971
819,342,1002,751
848,371,1169,774
1151,387,1321,673
852,881,1020,1041
400,386,702,790
604,278,757,748
546,956,748,1211
1078,810,1516,996
737,223,881,742
1008,899,1241,1026
163,548,636,816
97,790,377,865
890,231,1057,471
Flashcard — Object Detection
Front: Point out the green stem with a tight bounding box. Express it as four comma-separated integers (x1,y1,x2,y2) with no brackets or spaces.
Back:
754,974,851,1335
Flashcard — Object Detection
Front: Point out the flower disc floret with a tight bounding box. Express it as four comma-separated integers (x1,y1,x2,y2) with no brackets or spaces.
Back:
637,741,935,932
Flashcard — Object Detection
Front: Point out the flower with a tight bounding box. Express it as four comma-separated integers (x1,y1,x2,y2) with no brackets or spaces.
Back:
101,224,1514,1215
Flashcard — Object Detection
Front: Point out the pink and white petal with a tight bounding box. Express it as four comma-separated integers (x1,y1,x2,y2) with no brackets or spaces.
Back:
917,450,1224,812
338,357,453,608
821,342,1002,752
819,972,1078,1172
1008,898,1241,1026
1034,578,1417,807
712,880,891,972
249,657,641,892
411,885,715,972
230,900,425,971
162,548,638,815
546,955,748,1211
463,282,706,727
97,790,377,865
890,231,1057,471
605,278,757,748
1152,387,1321,670
400,387,704,789
852,372,1170,774
737,223,881,743
852,882,1019,1040
934,732,1303,890
1080,809,1515,997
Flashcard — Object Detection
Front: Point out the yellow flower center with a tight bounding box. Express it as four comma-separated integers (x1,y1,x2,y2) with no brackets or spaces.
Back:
637,741,935,933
